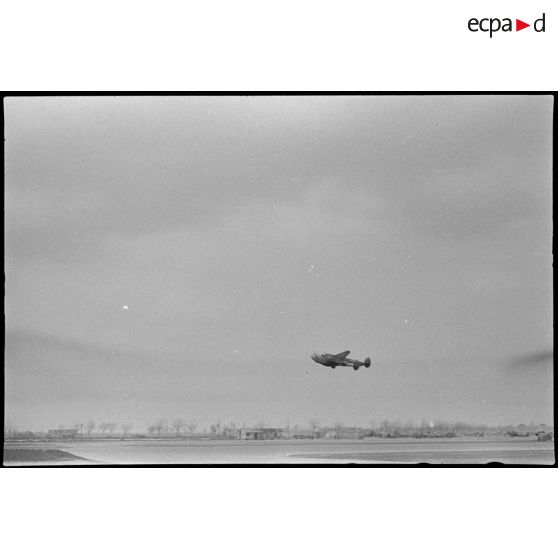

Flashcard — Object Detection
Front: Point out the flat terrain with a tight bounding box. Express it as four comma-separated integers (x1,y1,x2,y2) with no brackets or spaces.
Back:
4,436,554,465
3,448,90,464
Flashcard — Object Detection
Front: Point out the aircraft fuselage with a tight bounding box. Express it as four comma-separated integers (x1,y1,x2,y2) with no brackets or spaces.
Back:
311,351,371,371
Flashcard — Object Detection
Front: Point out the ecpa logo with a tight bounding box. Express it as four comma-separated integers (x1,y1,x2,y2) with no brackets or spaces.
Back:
468,13,546,37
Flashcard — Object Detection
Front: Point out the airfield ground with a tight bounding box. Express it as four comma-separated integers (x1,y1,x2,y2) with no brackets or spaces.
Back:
4,436,554,465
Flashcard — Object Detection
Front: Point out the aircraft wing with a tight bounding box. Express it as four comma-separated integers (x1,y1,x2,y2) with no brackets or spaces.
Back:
334,350,351,359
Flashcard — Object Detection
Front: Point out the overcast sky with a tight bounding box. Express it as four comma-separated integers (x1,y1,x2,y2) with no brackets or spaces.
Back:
5,95,553,432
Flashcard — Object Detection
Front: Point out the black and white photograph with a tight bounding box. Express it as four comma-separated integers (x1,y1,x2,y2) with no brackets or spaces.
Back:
3,94,554,465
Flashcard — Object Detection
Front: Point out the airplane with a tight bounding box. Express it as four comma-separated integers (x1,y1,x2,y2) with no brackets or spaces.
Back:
311,350,371,371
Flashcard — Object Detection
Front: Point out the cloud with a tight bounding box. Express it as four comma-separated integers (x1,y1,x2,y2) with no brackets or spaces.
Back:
506,350,554,373
6,95,552,264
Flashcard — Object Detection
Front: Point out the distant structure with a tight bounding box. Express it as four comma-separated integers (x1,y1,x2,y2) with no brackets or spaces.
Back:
47,429,78,439
240,427,283,440
324,426,365,440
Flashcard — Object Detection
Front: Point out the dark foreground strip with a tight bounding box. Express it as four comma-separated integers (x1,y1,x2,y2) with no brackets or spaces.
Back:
3,448,89,463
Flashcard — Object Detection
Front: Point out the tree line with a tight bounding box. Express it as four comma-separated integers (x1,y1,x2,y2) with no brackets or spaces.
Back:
4,416,552,439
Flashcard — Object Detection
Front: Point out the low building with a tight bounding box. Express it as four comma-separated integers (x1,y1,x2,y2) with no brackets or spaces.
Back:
240,427,283,440
222,427,241,439
47,429,78,439
324,427,366,439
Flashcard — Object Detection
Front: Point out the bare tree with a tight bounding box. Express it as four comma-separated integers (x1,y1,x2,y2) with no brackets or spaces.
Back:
152,419,167,437
5,419,19,439
333,421,344,439
107,423,118,435
379,419,393,435
73,422,84,437
210,420,221,436
85,419,96,436
403,420,415,432
172,419,186,437
186,419,198,436
99,422,111,435
121,423,133,436
309,417,320,438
